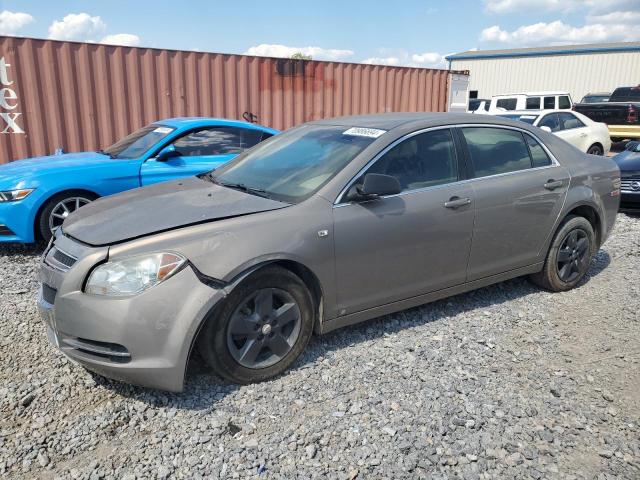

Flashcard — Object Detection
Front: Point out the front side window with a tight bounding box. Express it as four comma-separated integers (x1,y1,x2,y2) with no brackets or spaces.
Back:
538,113,562,132
365,129,458,192
543,96,555,109
211,125,377,203
525,134,552,168
558,96,571,109
558,113,585,130
526,97,541,109
462,127,531,178
103,125,175,159
496,98,517,110
173,127,245,156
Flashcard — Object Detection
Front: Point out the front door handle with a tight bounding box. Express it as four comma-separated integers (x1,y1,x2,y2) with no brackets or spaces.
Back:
444,196,471,209
544,179,564,190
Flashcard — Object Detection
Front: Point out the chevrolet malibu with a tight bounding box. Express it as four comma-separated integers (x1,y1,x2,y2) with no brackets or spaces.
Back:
0,117,277,243
38,113,620,391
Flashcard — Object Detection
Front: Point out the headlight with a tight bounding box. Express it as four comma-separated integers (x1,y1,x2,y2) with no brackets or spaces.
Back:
85,252,186,296
0,189,34,202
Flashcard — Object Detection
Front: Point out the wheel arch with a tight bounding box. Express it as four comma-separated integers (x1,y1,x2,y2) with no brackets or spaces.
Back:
562,203,603,247
587,142,604,154
33,187,100,242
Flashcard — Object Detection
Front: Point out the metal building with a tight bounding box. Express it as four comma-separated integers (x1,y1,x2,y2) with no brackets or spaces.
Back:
0,36,466,163
446,41,640,103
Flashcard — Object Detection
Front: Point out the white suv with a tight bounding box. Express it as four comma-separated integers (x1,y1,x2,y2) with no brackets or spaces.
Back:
488,92,573,113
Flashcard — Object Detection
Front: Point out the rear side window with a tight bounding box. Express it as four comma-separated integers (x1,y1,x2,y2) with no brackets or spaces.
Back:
558,96,571,109
173,127,244,155
558,113,585,130
496,98,517,110
367,129,458,192
538,113,562,132
526,97,541,109
462,127,532,178
525,134,552,168
543,96,555,109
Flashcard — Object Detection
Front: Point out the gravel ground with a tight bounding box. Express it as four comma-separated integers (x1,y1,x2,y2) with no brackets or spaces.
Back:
1,214,639,480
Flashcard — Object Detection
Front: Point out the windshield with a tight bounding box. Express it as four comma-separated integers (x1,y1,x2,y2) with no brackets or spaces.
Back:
103,125,175,159
581,95,609,103
497,114,539,125
209,125,379,203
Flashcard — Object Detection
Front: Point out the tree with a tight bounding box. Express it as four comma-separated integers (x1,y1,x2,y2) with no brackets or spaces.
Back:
290,52,312,60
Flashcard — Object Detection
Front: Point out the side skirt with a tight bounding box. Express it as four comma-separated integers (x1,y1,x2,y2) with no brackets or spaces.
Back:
319,263,543,334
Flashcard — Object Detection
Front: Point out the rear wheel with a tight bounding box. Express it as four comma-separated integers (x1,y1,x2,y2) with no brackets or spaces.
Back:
37,191,97,243
587,144,603,155
198,266,314,383
530,215,596,292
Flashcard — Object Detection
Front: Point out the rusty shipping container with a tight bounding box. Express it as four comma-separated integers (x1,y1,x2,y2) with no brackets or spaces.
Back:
0,36,460,163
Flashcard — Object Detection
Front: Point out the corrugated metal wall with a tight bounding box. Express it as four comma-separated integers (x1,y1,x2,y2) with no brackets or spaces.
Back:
0,36,454,163
451,51,640,102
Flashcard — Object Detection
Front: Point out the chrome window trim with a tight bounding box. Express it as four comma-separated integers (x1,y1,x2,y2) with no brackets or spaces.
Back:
334,123,561,207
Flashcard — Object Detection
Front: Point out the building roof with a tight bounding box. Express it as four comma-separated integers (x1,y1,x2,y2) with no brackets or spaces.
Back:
446,41,640,61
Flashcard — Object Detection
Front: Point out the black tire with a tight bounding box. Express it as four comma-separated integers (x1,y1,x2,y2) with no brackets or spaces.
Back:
587,144,603,156
530,215,596,292
198,266,314,384
37,191,97,244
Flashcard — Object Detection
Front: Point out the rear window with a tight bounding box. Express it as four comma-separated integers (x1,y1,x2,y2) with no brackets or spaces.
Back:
610,87,640,102
558,96,572,109
496,98,517,110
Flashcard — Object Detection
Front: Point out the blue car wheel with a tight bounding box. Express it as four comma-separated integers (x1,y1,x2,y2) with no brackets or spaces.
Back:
37,191,98,243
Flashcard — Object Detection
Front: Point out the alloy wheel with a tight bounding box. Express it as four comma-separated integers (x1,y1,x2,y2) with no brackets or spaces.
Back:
556,228,590,283
48,196,92,234
226,288,302,369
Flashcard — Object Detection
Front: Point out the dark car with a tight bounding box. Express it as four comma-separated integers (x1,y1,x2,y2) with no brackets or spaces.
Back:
573,86,640,142
580,92,610,104
613,141,640,210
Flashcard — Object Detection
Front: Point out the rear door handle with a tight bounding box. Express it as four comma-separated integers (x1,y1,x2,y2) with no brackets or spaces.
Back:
544,179,564,190
444,196,471,209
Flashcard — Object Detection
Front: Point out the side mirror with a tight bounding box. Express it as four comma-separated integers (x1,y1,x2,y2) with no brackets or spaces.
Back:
348,173,401,201
156,145,180,162
540,126,552,133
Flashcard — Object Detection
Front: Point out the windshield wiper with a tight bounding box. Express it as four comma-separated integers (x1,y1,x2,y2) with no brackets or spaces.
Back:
204,173,271,199
96,149,116,159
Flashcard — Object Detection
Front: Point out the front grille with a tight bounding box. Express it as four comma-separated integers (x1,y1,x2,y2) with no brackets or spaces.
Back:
0,225,15,236
60,335,131,363
42,284,57,304
52,248,77,268
621,179,640,193
44,246,77,271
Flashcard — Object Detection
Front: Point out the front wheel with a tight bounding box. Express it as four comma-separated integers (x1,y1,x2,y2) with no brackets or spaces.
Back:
37,191,97,244
530,215,596,292
198,266,314,384
587,144,603,156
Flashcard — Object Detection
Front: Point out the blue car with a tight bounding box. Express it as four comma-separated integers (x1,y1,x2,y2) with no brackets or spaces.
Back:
0,118,278,243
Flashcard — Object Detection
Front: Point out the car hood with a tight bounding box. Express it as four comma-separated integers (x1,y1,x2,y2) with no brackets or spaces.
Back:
613,150,640,173
62,176,289,246
0,152,113,185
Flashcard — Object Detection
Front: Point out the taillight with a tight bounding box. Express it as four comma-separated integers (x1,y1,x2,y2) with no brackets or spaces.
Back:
628,105,638,123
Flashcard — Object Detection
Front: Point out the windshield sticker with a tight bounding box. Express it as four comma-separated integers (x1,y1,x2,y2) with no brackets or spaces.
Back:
343,127,386,138
153,127,173,134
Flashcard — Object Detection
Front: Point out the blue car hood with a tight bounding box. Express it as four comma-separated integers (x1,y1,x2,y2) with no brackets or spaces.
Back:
62,176,289,246
0,152,113,185
613,150,640,174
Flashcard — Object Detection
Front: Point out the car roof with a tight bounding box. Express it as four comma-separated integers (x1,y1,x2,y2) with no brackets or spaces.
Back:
492,92,569,97
500,109,567,115
155,117,278,133
311,112,534,131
